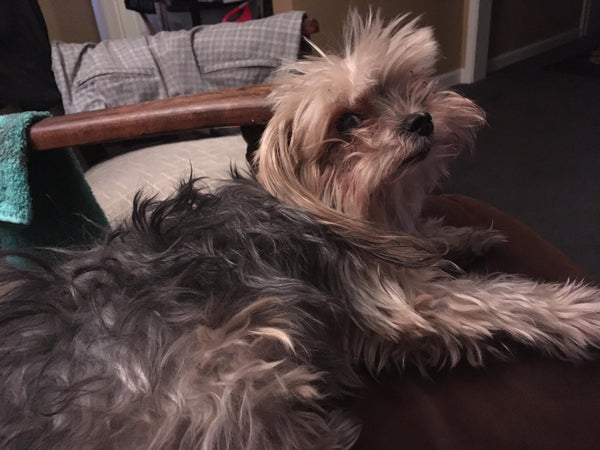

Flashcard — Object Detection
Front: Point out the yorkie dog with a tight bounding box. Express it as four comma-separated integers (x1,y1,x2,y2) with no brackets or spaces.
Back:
1,11,599,450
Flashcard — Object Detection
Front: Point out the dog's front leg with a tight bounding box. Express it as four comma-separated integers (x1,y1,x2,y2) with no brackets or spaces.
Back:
417,218,506,266
402,274,600,367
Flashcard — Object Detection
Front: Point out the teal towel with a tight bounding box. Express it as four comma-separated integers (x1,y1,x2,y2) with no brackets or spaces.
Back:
0,111,109,252
0,112,42,225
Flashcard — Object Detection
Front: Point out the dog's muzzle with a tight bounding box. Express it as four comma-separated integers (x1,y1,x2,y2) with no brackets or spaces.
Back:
404,112,434,137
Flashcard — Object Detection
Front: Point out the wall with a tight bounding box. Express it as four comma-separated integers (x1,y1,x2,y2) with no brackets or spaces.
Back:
488,0,583,58
39,0,100,43
37,0,587,78
273,0,466,74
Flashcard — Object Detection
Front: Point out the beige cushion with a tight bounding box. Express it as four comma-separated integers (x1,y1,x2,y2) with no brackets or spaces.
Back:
85,134,249,224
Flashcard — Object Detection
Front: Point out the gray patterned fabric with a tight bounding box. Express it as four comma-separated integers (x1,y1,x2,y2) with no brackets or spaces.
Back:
51,11,305,114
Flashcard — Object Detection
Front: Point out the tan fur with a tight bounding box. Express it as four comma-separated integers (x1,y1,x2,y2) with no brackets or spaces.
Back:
256,13,484,235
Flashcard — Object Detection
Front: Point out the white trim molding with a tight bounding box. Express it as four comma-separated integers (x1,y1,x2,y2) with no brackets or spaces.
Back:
435,69,464,87
487,28,580,72
581,0,591,37
462,0,492,84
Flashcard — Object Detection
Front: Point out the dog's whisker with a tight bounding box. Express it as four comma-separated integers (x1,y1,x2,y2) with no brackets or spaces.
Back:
302,36,329,61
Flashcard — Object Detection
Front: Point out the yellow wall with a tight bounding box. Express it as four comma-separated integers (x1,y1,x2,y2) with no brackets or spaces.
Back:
39,0,100,43
274,0,466,74
489,0,583,58
39,0,585,70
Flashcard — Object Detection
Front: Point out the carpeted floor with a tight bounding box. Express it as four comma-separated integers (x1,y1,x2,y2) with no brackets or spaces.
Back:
441,37,600,282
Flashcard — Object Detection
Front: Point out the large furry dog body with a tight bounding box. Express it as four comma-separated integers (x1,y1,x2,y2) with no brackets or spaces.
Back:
1,12,600,450
0,179,365,449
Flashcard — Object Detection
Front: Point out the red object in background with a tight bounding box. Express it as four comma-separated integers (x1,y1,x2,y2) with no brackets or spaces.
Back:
222,2,253,23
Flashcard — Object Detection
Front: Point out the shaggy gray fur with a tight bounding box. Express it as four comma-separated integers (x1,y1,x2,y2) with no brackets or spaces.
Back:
0,178,371,449
1,176,599,450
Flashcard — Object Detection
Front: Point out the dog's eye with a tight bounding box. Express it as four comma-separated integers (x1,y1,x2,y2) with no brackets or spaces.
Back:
336,112,362,134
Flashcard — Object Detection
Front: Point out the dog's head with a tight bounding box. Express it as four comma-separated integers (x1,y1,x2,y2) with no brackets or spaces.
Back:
255,11,485,233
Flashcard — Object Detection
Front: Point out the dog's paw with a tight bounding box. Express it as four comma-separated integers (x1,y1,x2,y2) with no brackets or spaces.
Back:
435,226,507,271
418,220,506,258
465,227,507,256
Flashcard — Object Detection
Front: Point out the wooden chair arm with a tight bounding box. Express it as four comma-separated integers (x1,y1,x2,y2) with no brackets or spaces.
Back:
28,84,273,151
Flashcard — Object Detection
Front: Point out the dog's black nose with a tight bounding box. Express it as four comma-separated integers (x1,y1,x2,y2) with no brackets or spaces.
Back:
404,112,434,137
